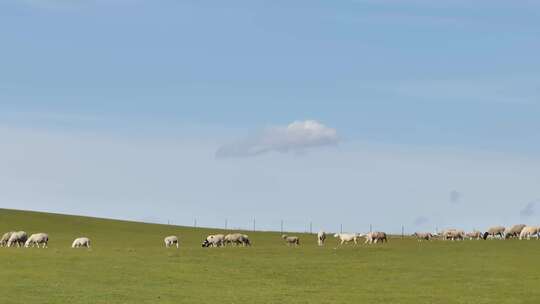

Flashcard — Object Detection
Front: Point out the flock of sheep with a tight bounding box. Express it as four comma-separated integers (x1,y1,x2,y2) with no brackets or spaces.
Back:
415,224,540,241
329,232,388,246
199,231,389,248
1,224,538,250
0,231,90,248
200,233,252,247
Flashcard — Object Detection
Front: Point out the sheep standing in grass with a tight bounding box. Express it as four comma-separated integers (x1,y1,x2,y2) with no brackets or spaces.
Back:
505,225,526,239
224,233,251,247
442,229,464,241
334,233,359,246
0,232,15,247
240,234,251,246
317,231,326,246
365,232,387,244
224,234,236,246
440,229,451,240
363,233,371,244
202,234,225,247
519,226,540,240
465,230,482,240
7,231,28,247
373,232,388,243
413,232,433,241
282,235,300,246
483,226,506,240
25,233,49,248
72,237,91,248
164,236,179,248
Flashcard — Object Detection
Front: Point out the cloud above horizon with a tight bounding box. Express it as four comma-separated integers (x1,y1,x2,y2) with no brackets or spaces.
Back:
450,190,462,204
413,216,429,226
520,200,539,218
216,120,340,158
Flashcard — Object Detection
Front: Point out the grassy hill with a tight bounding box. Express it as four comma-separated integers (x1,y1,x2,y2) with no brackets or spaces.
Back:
1,208,539,304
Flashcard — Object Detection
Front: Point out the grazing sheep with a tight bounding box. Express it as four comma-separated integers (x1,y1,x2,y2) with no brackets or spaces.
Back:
364,232,387,244
334,233,360,245
413,232,433,241
224,233,235,246
202,234,225,247
505,224,526,239
164,236,179,248
224,233,251,247
465,230,482,240
442,229,464,241
519,226,540,240
317,231,326,246
72,237,91,248
483,226,506,240
240,234,251,246
282,235,300,246
0,231,15,247
7,231,28,247
373,231,388,243
25,233,49,248
362,233,370,244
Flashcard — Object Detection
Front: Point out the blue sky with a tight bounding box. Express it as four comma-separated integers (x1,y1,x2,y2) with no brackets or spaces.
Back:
1,0,539,233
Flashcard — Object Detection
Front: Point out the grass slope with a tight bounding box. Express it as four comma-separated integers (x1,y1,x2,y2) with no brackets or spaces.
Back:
1,209,539,304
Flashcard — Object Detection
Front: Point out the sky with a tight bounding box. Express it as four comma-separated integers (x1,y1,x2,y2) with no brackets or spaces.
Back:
0,0,539,233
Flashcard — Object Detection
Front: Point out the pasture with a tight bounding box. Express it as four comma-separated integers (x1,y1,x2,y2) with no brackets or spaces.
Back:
1,209,539,304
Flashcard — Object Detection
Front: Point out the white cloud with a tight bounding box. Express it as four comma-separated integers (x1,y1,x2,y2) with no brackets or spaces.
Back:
216,120,340,158
449,190,462,204
413,216,429,226
520,200,539,218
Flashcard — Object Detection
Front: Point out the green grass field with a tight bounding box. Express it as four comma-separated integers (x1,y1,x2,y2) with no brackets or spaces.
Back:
1,209,539,304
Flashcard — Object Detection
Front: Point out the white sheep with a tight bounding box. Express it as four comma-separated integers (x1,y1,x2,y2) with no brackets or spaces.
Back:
441,229,464,241
7,231,28,247
505,224,526,239
164,236,179,248
72,237,91,248
224,233,251,247
364,232,388,244
465,230,482,240
334,233,359,246
413,232,433,241
0,231,15,247
240,234,251,246
25,233,49,248
282,235,300,246
483,226,506,240
202,234,225,247
519,226,540,240
317,231,326,246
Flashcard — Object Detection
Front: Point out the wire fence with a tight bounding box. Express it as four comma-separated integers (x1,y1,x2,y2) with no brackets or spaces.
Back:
157,217,414,237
